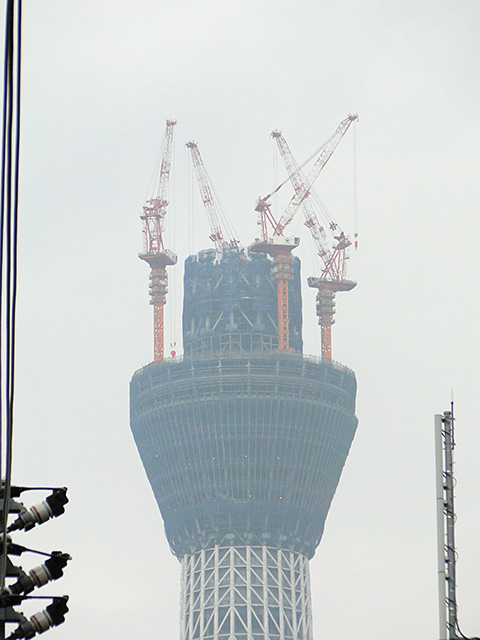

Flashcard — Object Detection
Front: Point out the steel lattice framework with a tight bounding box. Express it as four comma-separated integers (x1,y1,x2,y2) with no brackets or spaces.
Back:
181,546,312,640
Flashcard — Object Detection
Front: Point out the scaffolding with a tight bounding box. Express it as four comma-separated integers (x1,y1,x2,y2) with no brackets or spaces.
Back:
182,248,303,356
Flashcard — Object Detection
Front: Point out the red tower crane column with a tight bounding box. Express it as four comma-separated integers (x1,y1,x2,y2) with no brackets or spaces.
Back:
139,250,177,361
250,236,300,351
139,119,177,362
307,276,355,360
307,225,356,361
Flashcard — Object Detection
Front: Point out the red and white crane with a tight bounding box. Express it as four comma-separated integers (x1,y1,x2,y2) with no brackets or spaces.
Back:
270,114,358,360
139,119,177,362
186,140,239,252
256,114,357,240
252,113,357,358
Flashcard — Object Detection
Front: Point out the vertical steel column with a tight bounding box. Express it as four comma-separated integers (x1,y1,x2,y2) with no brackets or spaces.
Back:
435,413,447,640
435,409,458,640
150,266,168,361
277,279,290,351
443,410,458,639
270,252,294,352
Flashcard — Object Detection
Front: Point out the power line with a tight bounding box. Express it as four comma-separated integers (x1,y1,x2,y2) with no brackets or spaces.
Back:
0,0,22,599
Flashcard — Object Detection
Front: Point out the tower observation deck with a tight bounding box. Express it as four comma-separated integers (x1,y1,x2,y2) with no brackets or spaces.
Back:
130,246,358,640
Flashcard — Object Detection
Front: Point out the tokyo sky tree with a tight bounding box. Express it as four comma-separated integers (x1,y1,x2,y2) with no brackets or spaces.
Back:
130,247,358,640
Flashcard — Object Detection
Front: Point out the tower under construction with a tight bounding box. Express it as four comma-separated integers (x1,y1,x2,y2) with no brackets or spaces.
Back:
130,246,358,640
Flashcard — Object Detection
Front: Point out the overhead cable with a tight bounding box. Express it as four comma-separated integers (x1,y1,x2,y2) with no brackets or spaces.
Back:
0,0,22,592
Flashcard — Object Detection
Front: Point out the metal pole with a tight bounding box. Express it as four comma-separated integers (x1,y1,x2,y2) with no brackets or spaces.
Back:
443,410,458,639
435,414,447,640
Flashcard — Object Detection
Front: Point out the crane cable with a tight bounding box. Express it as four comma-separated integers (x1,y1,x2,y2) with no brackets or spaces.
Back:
187,146,194,255
169,139,176,355
0,0,21,591
353,119,358,249
263,127,337,204
271,134,277,214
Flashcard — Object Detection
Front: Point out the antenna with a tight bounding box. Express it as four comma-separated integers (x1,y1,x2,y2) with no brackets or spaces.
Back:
434,405,479,640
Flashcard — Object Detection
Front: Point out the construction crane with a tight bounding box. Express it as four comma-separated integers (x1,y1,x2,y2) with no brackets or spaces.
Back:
186,140,239,252
252,114,357,356
259,114,357,237
139,119,178,362
270,114,358,360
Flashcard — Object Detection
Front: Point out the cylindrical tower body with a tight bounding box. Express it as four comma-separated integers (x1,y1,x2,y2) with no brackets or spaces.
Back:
130,247,358,639
180,545,313,640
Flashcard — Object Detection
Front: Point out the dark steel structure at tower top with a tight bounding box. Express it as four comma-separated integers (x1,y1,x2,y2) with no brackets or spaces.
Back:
130,246,358,640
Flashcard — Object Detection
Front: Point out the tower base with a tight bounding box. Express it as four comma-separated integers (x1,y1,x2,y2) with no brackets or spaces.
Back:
181,545,313,640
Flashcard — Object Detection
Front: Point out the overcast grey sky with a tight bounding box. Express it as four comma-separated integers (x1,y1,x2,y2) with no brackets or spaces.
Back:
7,0,480,638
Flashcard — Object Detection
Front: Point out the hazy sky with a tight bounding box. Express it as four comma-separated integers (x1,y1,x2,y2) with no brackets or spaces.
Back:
7,0,480,638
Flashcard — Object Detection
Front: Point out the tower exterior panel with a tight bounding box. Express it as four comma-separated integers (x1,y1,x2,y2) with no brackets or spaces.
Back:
131,353,357,559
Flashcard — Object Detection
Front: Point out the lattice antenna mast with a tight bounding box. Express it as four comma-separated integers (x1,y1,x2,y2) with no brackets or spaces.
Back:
435,408,458,640
271,115,358,360
186,140,239,253
435,407,480,640
139,119,178,362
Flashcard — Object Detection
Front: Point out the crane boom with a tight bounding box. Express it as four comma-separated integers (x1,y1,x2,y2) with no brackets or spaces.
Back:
186,140,231,252
271,130,334,269
273,114,358,236
139,119,178,362
142,119,176,254
157,119,176,209
271,129,353,281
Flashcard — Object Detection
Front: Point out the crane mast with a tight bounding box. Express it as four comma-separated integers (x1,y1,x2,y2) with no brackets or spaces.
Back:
250,234,300,352
139,119,178,362
250,221,300,352
270,115,358,360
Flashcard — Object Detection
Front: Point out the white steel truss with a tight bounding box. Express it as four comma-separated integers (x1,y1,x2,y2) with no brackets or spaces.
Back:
180,545,313,640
